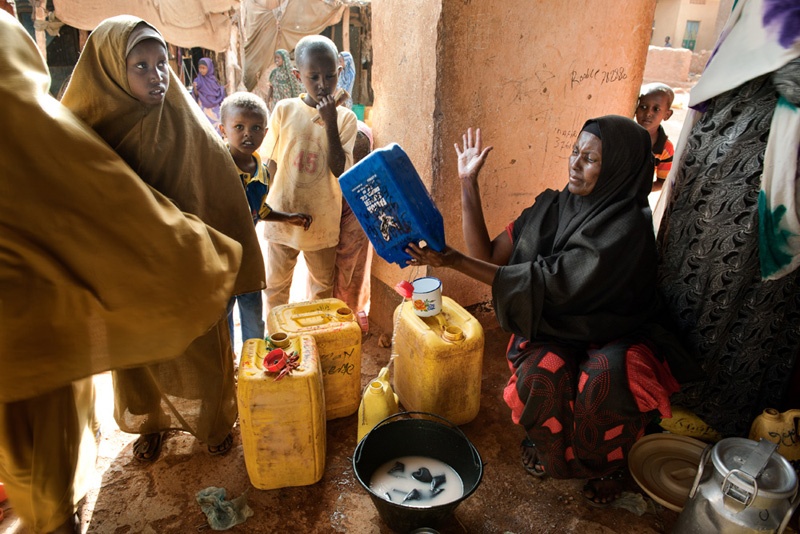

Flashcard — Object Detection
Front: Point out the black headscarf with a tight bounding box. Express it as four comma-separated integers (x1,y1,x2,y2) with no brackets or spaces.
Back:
492,115,658,344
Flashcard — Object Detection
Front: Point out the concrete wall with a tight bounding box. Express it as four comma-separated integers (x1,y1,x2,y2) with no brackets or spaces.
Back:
368,0,657,331
652,0,682,47
653,0,722,51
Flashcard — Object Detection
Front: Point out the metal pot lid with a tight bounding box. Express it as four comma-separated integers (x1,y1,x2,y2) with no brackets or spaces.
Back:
711,437,797,495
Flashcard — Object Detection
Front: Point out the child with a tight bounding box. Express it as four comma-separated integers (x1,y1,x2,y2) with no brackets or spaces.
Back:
333,121,373,332
219,91,311,345
193,57,226,135
62,16,266,461
261,35,358,313
634,82,675,192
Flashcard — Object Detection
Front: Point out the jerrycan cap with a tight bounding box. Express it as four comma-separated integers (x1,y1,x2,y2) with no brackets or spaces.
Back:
265,348,287,372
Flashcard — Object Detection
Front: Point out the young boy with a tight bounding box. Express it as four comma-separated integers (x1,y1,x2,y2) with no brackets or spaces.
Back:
634,82,675,192
260,35,358,313
219,91,312,344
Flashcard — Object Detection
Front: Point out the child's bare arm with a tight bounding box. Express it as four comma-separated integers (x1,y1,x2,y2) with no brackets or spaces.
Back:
317,94,346,177
265,210,312,231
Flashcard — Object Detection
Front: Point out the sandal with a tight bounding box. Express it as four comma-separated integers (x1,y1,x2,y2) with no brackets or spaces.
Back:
133,432,164,462
583,469,626,508
521,438,546,477
208,433,234,456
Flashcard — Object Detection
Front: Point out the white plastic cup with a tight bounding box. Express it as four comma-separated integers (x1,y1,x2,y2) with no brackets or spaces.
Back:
411,277,443,317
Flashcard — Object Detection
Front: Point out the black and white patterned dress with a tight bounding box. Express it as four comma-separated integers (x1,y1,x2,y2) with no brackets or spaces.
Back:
657,62,800,437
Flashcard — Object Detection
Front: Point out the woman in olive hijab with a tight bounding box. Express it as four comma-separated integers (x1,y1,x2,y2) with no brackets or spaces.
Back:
62,16,266,462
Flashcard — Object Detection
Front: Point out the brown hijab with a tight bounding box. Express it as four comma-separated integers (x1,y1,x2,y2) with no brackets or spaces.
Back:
62,15,264,295
0,11,242,402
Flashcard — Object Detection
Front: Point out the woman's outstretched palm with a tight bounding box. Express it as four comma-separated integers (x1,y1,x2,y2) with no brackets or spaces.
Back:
456,127,493,182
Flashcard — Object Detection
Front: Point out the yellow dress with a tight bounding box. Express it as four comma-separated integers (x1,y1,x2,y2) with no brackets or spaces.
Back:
0,11,242,532
61,16,268,446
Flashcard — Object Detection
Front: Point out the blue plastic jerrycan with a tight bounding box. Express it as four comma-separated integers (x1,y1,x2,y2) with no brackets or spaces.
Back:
338,143,445,265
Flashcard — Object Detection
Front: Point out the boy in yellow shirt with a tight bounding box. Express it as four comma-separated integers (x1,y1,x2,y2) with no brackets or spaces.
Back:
260,35,358,312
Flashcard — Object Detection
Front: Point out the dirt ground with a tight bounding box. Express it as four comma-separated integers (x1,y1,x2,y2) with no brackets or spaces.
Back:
1,314,688,534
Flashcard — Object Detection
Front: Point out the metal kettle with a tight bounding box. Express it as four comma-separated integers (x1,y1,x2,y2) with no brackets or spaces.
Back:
672,438,799,533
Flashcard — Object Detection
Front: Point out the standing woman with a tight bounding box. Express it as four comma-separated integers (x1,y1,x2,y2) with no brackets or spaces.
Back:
192,57,226,135
336,51,356,108
0,11,242,533
266,49,302,111
408,118,684,507
62,16,265,462
656,0,800,437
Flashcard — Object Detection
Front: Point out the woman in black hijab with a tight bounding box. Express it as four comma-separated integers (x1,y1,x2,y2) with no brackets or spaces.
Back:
407,116,682,506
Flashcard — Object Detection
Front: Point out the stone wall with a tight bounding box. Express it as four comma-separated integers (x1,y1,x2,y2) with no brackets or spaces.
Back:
642,45,692,87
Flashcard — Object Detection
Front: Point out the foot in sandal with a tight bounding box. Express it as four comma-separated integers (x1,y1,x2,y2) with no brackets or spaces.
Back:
132,432,164,462
208,432,234,456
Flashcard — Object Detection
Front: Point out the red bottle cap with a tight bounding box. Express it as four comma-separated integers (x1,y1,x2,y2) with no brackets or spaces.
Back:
265,348,287,372
394,280,414,299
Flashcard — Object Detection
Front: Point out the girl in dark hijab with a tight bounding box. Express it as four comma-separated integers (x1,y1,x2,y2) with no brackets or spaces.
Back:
407,116,683,506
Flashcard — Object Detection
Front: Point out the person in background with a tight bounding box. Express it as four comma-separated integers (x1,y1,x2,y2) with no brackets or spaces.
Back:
407,119,688,507
333,121,374,332
62,16,266,462
261,35,357,313
634,82,674,192
219,91,312,346
663,36,673,47
0,11,242,533
656,0,800,438
337,51,356,108
192,57,226,135
266,49,303,112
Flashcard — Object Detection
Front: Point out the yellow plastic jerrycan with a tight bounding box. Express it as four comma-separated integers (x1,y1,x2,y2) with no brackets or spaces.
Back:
749,408,800,461
237,335,326,490
392,296,484,426
357,367,399,442
267,298,362,420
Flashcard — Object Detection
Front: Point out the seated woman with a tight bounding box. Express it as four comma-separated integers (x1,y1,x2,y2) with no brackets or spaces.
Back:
406,116,682,506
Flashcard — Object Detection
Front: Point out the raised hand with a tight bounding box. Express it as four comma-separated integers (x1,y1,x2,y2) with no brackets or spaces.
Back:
455,128,493,183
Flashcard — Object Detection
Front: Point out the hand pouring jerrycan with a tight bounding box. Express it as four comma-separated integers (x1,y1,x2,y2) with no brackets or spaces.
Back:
673,438,800,533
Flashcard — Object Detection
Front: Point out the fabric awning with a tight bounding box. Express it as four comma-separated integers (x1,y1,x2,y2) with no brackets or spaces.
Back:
53,0,238,52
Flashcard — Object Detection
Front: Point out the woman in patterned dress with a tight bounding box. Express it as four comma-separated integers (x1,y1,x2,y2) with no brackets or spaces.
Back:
656,0,800,437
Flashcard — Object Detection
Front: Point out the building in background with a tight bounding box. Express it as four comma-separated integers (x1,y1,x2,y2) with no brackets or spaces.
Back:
651,0,733,51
